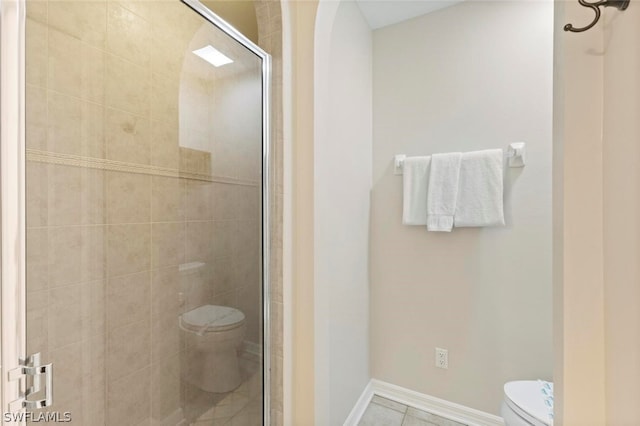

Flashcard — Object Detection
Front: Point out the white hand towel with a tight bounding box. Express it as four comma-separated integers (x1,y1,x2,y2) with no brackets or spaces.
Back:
454,149,505,227
427,152,462,232
402,156,431,225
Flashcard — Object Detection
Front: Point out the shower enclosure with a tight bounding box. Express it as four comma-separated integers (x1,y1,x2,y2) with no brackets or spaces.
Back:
0,0,271,424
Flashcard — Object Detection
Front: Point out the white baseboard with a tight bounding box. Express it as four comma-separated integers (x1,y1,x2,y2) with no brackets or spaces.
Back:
343,380,375,425
345,379,504,426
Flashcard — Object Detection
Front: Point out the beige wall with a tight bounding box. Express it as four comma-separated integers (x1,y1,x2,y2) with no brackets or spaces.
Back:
25,1,264,424
370,1,553,415
602,4,640,425
552,1,640,424
286,0,319,425
553,0,608,423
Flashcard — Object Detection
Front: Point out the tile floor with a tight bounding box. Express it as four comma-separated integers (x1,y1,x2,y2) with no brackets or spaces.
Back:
358,396,467,426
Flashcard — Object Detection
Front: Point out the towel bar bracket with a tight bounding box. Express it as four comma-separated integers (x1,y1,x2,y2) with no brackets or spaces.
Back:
394,155,406,175
507,142,526,168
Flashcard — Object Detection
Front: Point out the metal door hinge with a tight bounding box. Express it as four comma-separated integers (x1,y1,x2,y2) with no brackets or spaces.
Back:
7,353,53,412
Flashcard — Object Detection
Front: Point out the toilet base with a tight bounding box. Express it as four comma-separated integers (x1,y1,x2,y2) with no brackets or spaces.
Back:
180,305,246,394
186,347,243,393
184,347,242,393
501,401,532,426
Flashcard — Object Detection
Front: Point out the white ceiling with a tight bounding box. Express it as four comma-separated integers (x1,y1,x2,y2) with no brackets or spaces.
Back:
355,0,464,29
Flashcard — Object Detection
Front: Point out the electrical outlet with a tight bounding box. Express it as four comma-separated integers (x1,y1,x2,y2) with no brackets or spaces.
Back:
435,348,448,369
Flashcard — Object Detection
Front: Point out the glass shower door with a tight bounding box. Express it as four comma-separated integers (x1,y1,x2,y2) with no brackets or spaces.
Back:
2,0,270,424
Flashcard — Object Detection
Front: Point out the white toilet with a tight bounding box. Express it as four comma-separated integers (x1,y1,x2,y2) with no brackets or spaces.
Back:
501,381,553,426
180,304,246,393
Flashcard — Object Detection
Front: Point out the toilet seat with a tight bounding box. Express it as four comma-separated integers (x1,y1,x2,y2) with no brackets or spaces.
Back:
504,381,552,426
180,305,245,332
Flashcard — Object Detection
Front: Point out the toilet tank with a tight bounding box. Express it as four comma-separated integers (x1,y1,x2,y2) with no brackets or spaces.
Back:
179,261,206,276
179,262,208,310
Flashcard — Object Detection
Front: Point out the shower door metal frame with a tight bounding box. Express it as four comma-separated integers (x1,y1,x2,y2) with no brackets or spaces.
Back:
0,0,27,423
0,0,272,423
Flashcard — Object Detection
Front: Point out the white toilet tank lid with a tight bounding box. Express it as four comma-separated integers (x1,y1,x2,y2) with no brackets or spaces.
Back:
181,305,245,331
504,381,553,426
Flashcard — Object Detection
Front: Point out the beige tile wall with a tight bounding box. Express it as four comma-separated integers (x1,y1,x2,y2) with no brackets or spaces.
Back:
25,0,266,425
254,0,284,424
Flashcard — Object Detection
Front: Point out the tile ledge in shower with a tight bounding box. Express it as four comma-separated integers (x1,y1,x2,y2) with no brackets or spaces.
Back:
26,148,260,187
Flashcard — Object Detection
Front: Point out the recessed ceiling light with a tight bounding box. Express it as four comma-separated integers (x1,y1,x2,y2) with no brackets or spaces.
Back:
192,45,233,67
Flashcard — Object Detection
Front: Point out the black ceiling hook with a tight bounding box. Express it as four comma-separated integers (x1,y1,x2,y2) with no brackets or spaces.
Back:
564,0,630,32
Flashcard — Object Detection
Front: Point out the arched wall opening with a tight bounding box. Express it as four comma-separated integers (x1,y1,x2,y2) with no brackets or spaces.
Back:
313,1,373,424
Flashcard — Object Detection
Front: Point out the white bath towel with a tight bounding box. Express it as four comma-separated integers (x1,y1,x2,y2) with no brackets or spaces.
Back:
454,149,505,227
427,152,462,232
402,156,431,225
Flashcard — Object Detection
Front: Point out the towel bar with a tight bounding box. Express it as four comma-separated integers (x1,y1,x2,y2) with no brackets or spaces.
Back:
394,142,526,175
